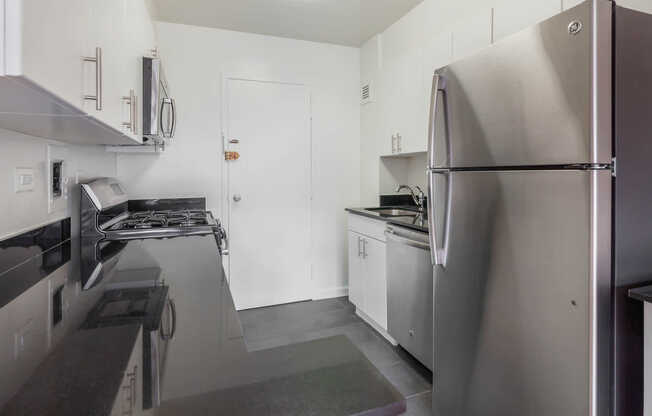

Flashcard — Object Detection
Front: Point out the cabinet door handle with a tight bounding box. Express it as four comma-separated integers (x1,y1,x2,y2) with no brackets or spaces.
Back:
122,365,137,414
83,47,103,111
357,237,363,257
362,238,368,258
122,89,137,132
397,134,402,153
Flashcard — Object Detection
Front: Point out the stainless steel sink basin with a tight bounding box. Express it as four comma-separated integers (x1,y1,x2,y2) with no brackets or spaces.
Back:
365,207,422,217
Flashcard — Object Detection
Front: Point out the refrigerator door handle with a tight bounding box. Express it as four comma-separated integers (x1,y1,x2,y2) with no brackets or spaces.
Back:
427,73,447,169
428,170,450,266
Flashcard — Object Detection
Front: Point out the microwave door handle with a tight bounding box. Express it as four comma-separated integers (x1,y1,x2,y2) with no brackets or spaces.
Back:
160,98,172,138
169,98,177,138
159,99,167,138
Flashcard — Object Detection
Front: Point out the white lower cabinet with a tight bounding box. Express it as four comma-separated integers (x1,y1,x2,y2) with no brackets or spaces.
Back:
348,214,392,339
362,236,388,330
348,231,364,308
111,327,143,416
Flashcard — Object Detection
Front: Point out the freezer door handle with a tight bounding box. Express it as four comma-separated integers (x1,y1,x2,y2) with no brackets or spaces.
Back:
428,170,450,266
427,73,448,169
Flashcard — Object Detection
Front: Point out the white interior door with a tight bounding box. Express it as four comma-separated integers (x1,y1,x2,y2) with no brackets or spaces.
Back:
225,79,311,310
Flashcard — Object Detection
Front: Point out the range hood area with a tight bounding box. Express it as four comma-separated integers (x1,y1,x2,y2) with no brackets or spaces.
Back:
0,76,141,146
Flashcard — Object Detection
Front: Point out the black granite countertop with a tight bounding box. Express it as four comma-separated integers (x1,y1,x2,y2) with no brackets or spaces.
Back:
629,285,652,303
1,234,405,415
346,207,429,233
1,325,142,416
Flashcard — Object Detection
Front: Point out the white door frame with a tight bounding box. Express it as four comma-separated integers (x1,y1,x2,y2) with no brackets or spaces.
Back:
220,73,313,298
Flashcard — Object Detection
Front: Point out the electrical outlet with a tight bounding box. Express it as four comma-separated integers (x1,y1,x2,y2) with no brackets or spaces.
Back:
47,145,68,214
14,168,35,193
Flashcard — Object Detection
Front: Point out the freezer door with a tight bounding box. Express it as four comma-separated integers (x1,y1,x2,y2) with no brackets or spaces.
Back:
428,0,612,169
430,169,612,415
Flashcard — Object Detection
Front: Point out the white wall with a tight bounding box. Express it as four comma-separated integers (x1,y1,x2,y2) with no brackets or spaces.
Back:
360,0,652,206
117,22,361,299
0,130,116,407
0,129,117,240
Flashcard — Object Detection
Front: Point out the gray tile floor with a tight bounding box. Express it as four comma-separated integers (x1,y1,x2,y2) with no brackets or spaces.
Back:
238,297,433,415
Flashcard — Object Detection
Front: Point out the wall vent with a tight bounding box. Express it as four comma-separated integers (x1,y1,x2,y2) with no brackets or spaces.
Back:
361,81,373,105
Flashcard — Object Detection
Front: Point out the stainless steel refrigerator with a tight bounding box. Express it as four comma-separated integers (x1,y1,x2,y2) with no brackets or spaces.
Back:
426,1,652,415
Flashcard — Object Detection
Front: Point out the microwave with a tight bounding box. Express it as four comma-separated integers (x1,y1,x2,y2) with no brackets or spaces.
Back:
142,56,176,142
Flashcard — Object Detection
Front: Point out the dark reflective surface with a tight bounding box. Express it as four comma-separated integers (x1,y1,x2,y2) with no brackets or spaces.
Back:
346,208,429,233
0,241,71,309
0,218,70,276
3,235,405,415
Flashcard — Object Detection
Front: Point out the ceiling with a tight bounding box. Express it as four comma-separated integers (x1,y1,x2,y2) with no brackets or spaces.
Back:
152,0,424,47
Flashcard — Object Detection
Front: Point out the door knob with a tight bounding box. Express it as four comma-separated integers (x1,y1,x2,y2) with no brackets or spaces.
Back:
233,194,242,202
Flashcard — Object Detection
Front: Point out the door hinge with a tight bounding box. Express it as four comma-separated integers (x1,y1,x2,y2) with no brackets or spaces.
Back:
612,157,616,177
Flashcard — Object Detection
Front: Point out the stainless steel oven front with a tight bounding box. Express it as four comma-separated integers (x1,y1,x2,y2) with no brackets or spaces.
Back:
143,56,176,142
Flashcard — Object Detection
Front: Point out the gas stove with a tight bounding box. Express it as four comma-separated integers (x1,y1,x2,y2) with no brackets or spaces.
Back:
80,178,228,289
81,178,224,241
103,209,219,240
110,210,212,230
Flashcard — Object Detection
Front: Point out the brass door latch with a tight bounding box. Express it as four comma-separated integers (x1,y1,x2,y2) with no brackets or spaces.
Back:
225,151,240,161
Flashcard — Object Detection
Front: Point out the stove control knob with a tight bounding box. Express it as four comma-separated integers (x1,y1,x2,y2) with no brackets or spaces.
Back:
233,194,242,202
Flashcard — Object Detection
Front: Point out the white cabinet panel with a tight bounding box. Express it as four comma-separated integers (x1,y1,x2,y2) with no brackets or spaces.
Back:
348,231,364,308
493,0,562,42
451,10,492,60
122,0,157,141
6,0,87,110
562,0,585,10
363,237,388,330
424,32,452,76
347,215,389,331
83,0,126,134
381,49,427,155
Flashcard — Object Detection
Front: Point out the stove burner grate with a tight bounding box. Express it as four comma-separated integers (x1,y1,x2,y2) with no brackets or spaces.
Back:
109,210,211,231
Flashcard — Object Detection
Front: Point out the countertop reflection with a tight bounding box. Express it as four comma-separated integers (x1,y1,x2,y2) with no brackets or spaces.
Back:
2,235,405,416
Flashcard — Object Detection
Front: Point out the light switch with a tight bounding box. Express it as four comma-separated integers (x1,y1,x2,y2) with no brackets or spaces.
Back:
14,168,35,193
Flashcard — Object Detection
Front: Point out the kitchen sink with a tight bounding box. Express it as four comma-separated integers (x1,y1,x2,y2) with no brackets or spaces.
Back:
365,207,422,217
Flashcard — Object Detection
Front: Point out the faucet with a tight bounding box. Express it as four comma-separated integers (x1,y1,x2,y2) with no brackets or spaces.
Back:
395,185,425,210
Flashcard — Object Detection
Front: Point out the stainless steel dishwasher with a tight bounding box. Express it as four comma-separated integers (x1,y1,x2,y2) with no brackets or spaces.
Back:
385,224,433,371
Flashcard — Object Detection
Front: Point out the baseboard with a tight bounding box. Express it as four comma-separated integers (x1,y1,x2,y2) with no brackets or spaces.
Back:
312,285,349,300
355,308,398,346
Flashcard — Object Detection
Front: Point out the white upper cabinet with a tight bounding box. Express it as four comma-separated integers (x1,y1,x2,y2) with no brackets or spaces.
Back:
83,0,127,135
3,0,87,115
122,0,158,141
492,0,562,42
451,10,492,61
380,3,428,156
562,0,585,9
0,0,156,145
382,48,427,155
